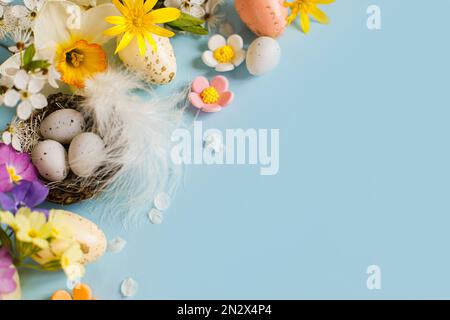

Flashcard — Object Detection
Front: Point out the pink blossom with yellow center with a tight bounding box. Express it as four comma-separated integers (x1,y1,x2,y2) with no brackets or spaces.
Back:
189,76,234,113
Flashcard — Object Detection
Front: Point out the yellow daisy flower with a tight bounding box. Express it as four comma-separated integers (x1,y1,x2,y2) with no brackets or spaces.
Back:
284,0,335,34
104,0,181,56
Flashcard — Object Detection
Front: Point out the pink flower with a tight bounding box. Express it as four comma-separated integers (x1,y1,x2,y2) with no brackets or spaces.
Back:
0,248,17,297
189,76,234,113
0,143,38,192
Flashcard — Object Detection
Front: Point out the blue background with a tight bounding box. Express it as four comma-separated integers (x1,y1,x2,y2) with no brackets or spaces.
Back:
1,0,450,299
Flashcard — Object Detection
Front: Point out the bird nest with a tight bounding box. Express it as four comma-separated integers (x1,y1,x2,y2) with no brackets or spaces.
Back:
10,93,118,205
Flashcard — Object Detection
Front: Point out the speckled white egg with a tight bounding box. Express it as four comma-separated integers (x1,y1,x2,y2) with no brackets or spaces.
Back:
52,210,107,264
40,109,85,144
68,132,105,178
118,35,177,85
246,37,281,76
33,210,107,265
31,140,69,182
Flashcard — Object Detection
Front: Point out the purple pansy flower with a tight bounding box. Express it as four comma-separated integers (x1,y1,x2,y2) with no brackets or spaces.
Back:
0,247,17,297
0,143,38,192
0,180,49,214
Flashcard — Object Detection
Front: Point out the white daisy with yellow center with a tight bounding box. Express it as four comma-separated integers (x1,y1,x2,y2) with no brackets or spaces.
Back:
201,34,246,72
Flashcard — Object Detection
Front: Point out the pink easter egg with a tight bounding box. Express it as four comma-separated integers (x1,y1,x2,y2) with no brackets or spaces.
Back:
235,0,288,38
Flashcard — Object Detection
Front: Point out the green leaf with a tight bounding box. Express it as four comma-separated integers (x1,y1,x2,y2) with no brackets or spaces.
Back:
175,12,205,26
22,44,36,67
179,25,209,35
24,60,51,72
166,12,209,35
0,227,12,252
41,260,62,271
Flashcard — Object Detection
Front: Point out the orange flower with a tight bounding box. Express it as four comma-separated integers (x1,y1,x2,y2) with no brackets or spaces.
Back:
56,40,107,89
51,283,96,300
32,1,117,88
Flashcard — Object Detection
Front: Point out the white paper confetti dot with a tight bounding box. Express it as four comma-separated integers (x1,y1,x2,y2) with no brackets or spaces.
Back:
2,131,11,144
107,237,127,253
154,192,171,211
148,208,163,225
121,277,138,298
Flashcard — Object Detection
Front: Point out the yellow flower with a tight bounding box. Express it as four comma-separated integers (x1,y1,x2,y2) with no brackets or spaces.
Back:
56,39,107,89
61,245,85,281
104,0,181,56
2,208,52,249
0,211,17,229
60,244,83,270
284,0,335,34
33,1,118,88
6,167,21,183
48,210,75,240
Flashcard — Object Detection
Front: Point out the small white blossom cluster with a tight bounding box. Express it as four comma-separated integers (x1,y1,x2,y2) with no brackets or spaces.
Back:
164,0,227,31
0,0,60,151
0,0,43,47
1,64,59,121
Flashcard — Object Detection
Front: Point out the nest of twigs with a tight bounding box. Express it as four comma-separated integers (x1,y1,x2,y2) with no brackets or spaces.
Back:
10,93,118,205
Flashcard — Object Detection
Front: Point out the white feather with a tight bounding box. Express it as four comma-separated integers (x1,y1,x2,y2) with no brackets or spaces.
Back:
79,68,187,226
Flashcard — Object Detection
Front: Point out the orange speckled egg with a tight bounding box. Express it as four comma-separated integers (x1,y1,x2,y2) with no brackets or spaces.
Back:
235,0,288,38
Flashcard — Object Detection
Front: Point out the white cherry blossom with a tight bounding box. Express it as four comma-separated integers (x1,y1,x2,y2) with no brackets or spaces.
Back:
3,69,47,120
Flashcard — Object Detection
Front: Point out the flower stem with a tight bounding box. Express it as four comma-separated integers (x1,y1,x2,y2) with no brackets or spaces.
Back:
0,227,12,251
18,263,47,271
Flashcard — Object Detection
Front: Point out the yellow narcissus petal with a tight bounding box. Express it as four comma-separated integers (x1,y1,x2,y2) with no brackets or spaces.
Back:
113,0,129,15
105,16,126,25
144,31,157,52
58,40,107,88
300,11,310,33
312,0,335,4
143,0,158,13
136,33,146,56
115,31,134,53
284,0,333,33
146,8,181,23
309,6,329,24
107,0,180,54
147,24,175,37
32,0,72,60
76,3,120,45
287,7,299,25
78,42,108,73
104,25,127,36
122,0,133,10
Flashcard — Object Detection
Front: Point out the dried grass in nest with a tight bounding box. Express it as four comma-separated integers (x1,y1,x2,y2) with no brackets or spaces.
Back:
11,93,119,205
9,68,186,225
